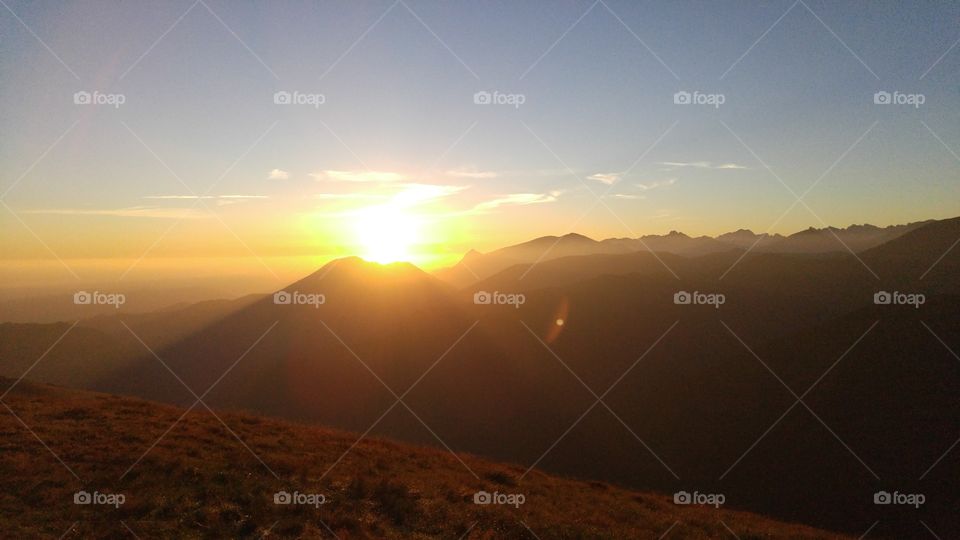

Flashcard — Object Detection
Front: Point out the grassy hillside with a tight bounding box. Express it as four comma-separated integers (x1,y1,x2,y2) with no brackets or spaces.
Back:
0,378,846,539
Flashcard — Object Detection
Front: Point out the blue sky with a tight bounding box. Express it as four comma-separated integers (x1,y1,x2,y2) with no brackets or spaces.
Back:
1,0,959,283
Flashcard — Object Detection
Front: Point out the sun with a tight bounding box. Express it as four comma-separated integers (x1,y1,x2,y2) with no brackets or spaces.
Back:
352,204,421,264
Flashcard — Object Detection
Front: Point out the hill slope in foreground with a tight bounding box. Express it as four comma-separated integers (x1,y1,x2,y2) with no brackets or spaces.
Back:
0,378,846,539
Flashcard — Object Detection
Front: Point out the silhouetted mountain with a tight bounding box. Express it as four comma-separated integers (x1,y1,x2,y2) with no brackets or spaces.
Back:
762,221,929,254
435,220,931,288
3,216,959,537
716,229,784,250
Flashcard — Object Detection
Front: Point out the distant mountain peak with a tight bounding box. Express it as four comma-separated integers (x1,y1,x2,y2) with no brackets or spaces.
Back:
561,232,595,242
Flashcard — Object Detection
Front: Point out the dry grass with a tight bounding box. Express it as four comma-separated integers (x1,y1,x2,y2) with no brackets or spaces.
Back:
0,378,848,539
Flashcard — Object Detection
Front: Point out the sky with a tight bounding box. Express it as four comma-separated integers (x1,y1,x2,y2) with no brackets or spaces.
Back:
1,0,958,291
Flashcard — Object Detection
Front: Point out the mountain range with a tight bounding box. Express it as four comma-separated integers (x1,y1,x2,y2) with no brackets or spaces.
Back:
1,216,958,538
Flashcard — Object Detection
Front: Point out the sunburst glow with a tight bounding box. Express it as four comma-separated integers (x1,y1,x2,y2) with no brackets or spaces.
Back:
353,203,422,264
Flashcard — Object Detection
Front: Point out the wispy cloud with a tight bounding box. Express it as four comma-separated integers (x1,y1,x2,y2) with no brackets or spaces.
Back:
268,168,289,180
315,193,385,200
660,161,748,170
587,172,622,185
142,195,268,200
21,207,210,219
311,170,405,183
391,183,467,206
636,178,677,191
472,192,557,212
446,168,499,179
613,194,646,200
